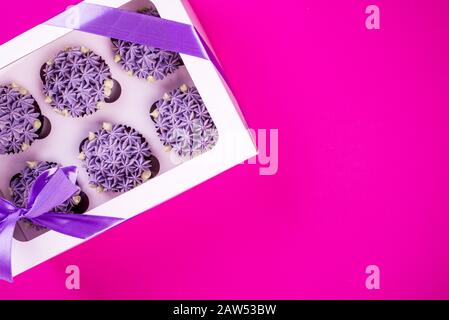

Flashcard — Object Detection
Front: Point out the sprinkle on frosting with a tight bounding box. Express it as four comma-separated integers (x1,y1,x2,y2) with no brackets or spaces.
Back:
42,47,114,118
80,123,155,193
10,161,82,213
111,7,183,82
151,85,218,157
0,84,41,155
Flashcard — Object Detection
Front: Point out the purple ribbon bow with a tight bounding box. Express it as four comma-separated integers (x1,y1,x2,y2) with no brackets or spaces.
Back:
0,166,122,283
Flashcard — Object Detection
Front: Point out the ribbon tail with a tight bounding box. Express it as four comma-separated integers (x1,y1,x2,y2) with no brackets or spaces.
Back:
30,213,123,239
0,220,17,283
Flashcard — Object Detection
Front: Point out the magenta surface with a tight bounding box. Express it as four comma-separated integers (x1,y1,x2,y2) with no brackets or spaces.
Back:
0,0,449,299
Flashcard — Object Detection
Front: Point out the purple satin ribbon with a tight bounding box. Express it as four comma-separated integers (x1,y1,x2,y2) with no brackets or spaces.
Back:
0,167,122,283
45,3,211,60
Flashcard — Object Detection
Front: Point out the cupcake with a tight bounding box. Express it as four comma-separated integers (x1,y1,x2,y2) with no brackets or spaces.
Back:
0,84,51,155
79,123,159,193
111,7,184,82
150,85,218,157
10,161,89,230
41,47,121,118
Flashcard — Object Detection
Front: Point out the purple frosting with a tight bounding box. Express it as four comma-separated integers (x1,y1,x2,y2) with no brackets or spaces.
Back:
10,161,83,231
0,84,41,155
42,47,114,118
111,7,183,81
80,124,155,193
152,85,218,157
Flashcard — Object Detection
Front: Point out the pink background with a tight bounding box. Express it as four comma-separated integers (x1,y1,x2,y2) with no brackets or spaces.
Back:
1,0,449,299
